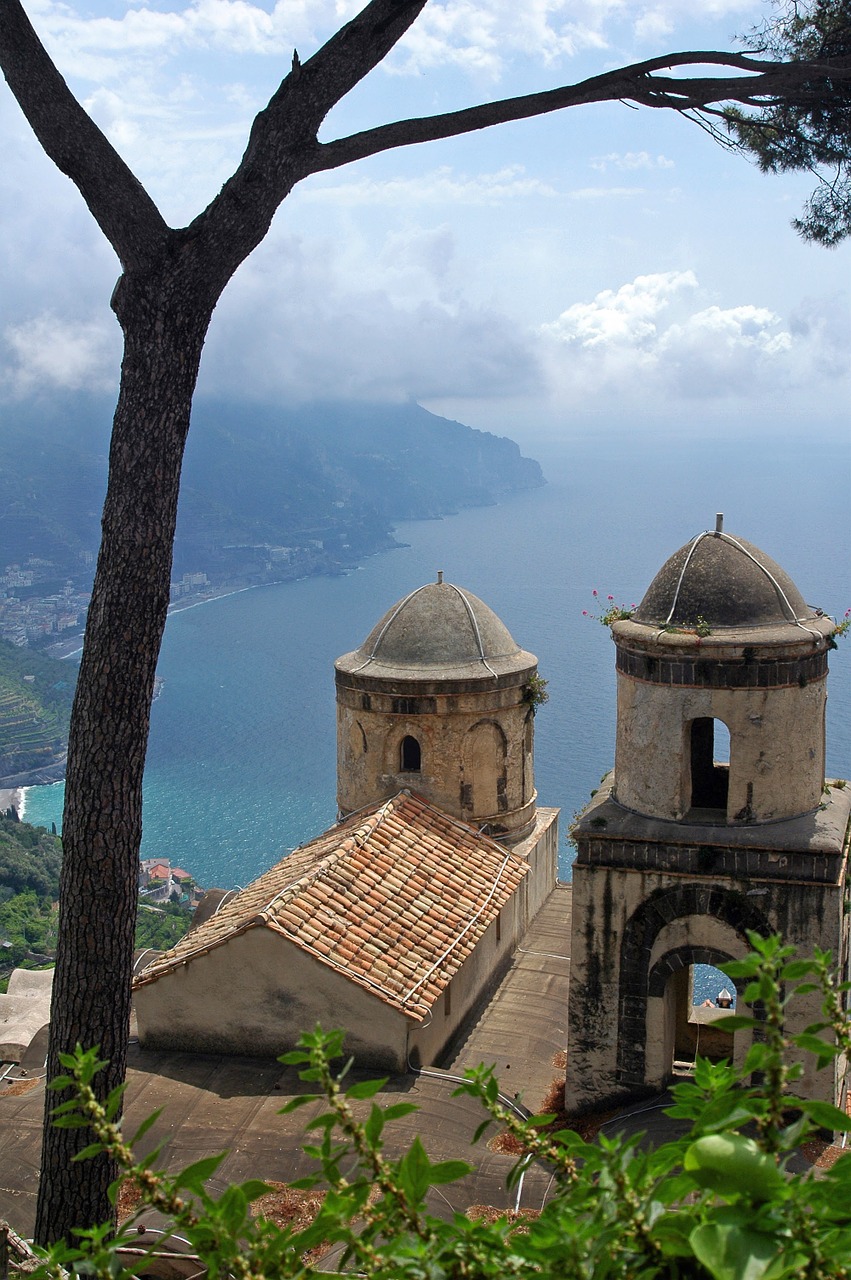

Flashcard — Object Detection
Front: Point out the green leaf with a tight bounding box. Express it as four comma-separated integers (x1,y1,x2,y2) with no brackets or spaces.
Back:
278,1093,320,1114
174,1152,226,1192
780,959,817,980
128,1108,163,1146
397,1137,432,1204
472,1119,492,1144
684,1135,785,1201
427,1158,471,1185
690,1222,782,1280
525,1112,557,1127
714,1015,758,1033
365,1104,384,1146
382,1102,418,1122
800,1099,851,1131
792,1032,838,1061
238,1179,272,1202
345,1077,388,1100
104,1083,127,1121
214,1184,248,1236
71,1143,105,1163
278,1049,310,1066
51,1115,89,1129
305,1113,337,1133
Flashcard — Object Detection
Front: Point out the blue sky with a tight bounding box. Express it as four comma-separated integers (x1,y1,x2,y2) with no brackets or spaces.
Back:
2,0,850,448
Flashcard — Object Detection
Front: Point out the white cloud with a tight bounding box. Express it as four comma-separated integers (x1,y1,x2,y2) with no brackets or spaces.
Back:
590,151,675,172
302,165,557,207
539,270,848,405
543,270,697,349
30,0,331,63
3,314,120,395
26,0,744,88
569,185,645,200
390,0,616,78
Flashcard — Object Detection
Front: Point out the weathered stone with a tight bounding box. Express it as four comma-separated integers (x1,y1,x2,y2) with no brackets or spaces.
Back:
567,526,848,1116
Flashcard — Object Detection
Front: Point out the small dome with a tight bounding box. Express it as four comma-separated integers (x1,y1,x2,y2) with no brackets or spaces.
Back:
337,578,535,681
633,529,818,630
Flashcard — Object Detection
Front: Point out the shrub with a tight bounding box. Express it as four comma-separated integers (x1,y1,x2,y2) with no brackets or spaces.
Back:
19,934,851,1280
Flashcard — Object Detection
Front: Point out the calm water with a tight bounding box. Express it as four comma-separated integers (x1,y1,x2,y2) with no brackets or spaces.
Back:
23,434,851,916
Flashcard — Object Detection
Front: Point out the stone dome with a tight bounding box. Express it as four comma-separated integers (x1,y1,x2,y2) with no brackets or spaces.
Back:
336,576,536,682
633,528,820,631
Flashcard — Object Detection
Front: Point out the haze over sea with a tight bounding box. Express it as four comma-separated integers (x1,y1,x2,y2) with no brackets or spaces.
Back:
22,431,851,893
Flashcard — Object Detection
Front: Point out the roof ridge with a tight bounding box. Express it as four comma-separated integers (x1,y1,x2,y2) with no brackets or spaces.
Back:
260,797,402,917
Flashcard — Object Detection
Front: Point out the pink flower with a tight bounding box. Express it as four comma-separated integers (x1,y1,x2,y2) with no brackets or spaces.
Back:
592,589,598,597
582,610,588,616
607,595,614,601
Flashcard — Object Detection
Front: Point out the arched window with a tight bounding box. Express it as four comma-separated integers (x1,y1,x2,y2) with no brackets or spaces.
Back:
690,718,730,812
400,735,421,772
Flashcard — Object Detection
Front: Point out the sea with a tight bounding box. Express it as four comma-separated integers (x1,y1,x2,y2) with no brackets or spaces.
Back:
20,431,850,1003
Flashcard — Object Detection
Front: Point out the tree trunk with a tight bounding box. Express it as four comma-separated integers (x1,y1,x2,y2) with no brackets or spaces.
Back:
34,279,212,1245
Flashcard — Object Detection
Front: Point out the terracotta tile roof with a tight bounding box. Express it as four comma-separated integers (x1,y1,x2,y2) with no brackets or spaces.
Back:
134,791,528,1020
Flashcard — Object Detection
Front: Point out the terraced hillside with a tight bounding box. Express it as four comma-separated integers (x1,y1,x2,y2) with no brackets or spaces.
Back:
0,642,74,784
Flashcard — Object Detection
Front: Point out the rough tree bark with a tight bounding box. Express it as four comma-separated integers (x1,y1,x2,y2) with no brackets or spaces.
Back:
0,0,849,1244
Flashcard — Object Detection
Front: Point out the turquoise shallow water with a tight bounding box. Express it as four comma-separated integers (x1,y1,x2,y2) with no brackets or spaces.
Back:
23,433,851,918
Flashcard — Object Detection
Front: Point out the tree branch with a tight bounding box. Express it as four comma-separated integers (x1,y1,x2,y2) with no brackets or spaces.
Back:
194,0,429,273
0,0,169,271
308,51,851,173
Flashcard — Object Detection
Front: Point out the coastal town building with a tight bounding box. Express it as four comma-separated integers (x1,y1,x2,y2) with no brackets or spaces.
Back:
568,521,850,1112
134,578,558,1067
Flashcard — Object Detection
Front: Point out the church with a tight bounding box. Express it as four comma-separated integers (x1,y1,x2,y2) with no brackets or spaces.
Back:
133,577,559,1071
134,524,849,1111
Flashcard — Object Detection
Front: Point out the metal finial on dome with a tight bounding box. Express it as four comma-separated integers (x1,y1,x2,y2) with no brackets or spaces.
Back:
715,513,723,534
437,570,444,584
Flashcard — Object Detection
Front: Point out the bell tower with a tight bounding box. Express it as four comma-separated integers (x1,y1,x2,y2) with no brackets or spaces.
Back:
335,575,540,843
567,522,849,1112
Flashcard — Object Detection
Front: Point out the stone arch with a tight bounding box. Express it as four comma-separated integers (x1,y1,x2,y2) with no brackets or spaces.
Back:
461,720,508,817
647,944,744,997
618,884,772,1087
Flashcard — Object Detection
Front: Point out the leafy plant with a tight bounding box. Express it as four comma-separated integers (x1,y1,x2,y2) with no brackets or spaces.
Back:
522,673,549,715
583,589,635,628
828,608,851,648
14,934,851,1280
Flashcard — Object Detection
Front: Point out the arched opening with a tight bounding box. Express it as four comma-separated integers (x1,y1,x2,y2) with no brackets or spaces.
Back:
400,735,421,772
674,963,735,1074
620,887,769,1091
461,721,508,817
689,717,730,815
646,958,737,1087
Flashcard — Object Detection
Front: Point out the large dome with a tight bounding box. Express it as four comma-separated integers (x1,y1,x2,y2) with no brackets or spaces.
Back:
632,528,820,631
336,576,535,681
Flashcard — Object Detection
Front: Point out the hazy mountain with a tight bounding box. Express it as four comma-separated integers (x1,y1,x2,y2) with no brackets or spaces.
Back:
0,395,544,581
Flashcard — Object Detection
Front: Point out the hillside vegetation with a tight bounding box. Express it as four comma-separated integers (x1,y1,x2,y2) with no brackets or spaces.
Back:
0,641,73,784
0,816,192,988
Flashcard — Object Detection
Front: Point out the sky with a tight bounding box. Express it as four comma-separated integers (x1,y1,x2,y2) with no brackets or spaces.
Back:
2,0,850,450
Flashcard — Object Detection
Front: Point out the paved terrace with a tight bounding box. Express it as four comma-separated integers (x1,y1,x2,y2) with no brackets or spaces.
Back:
0,885,574,1238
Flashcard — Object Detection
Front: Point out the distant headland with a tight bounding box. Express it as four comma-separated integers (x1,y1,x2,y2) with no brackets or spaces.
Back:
0,396,544,788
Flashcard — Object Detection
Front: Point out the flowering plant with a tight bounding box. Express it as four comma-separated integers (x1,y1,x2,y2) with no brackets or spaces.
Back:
830,608,851,642
583,589,635,627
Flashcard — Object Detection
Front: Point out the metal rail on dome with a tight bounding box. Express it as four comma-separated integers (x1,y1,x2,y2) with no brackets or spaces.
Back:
351,575,499,677
661,525,822,642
